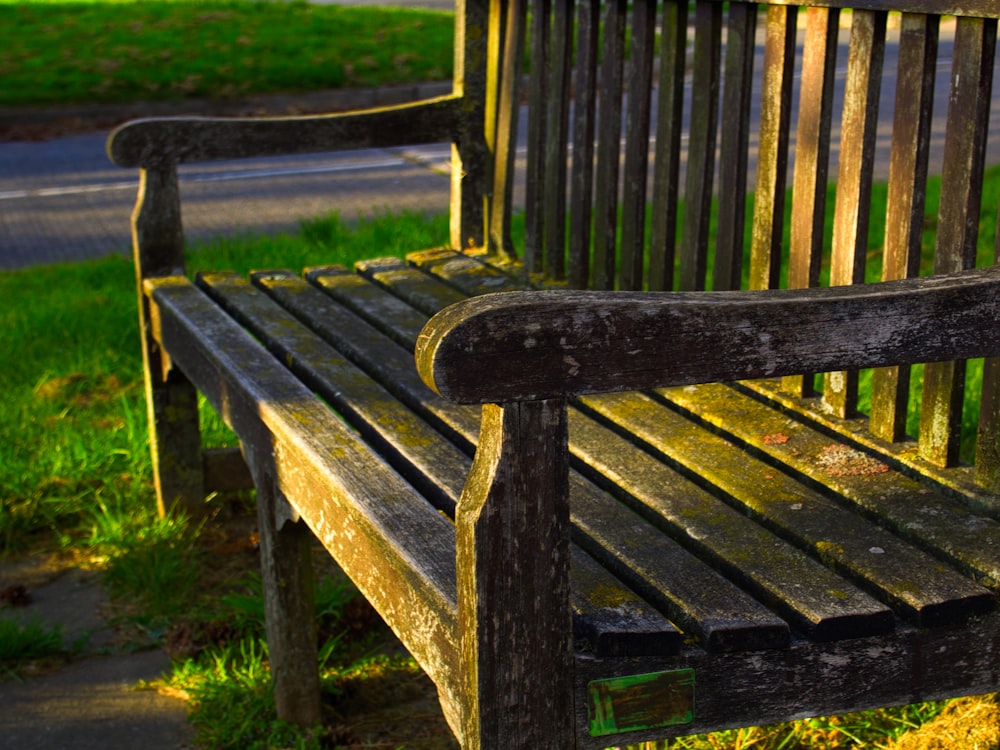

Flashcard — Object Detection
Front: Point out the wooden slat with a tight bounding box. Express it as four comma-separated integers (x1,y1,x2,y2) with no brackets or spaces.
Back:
143,276,464,731
748,4,797,292
980,216,1000,491
618,0,657,291
266,267,793,652
569,546,680,658
523,0,551,273
713,2,758,292
487,0,527,259
978,355,1000,491
568,409,894,640
663,381,1000,587
582,390,994,626
678,1,723,292
211,269,680,657
592,0,628,290
824,9,887,418
726,0,1000,19
542,0,574,280
782,6,839,397
920,16,998,467
567,0,601,289
648,0,688,292
870,12,939,442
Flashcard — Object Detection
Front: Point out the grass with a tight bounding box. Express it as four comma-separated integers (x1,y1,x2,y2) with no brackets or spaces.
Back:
0,0,455,108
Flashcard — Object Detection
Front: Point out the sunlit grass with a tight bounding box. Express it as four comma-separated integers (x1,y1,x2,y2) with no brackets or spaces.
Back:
0,0,454,107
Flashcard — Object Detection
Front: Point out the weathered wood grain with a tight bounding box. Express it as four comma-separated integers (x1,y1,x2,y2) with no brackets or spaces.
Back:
678,1,722,292
417,266,1000,404
203,270,681,657
647,0,688,292
143,276,465,734
108,96,465,168
457,399,574,747
713,2,757,293
824,8,886,418
870,12,939,442
749,3,797,293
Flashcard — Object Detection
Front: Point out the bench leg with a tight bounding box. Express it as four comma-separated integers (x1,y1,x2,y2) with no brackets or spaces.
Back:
141,312,205,517
253,463,323,726
457,400,575,748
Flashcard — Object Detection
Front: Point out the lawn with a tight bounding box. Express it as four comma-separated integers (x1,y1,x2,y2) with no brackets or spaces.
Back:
0,0,455,108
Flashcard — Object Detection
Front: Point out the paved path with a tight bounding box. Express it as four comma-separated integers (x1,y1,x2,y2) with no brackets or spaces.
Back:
0,132,454,269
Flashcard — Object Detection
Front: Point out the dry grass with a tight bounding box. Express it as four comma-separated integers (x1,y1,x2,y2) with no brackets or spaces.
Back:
887,695,1000,750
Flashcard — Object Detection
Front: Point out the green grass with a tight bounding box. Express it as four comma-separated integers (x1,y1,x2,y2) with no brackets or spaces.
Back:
0,0,455,108
0,616,77,678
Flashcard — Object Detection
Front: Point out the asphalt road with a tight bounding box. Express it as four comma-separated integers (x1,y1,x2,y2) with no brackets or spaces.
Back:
2,17,1000,271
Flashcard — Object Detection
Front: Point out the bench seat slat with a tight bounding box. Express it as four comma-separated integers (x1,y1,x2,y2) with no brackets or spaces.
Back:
581,390,995,626
142,276,462,717
665,381,1000,586
196,270,683,658
567,409,894,640
253,270,791,652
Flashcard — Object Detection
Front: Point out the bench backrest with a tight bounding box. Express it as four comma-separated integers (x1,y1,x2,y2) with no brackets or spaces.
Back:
108,0,1000,492
477,0,999,490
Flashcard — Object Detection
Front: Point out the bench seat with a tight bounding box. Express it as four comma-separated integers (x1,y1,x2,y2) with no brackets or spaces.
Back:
143,247,1000,745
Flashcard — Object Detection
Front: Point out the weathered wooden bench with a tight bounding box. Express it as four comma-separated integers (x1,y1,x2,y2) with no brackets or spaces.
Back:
108,0,1000,746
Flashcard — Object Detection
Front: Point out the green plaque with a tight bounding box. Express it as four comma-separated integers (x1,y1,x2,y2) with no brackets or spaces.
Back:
587,669,695,737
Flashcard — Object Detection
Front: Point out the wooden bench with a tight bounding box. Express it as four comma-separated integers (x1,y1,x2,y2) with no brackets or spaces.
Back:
107,0,1000,746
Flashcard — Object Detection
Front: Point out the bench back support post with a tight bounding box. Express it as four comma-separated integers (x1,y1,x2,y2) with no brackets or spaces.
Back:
451,0,490,252
457,399,575,747
134,164,205,516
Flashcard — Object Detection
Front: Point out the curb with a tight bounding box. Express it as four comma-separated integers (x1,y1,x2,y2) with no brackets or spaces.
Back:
0,81,453,142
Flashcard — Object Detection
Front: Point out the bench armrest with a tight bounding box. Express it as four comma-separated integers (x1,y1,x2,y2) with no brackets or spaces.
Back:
107,94,464,167
416,265,1000,404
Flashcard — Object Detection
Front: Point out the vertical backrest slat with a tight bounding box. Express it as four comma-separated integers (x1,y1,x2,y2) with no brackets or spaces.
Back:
487,0,528,260
713,2,758,292
524,0,551,273
542,0,574,281
869,13,940,441
451,0,491,250
822,9,887,419
977,226,1000,489
781,6,839,397
678,1,723,292
748,4,797,292
567,0,601,289
648,0,689,292
592,0,629,290
787,7,839,294
920,16,998,467
619,0,658,291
